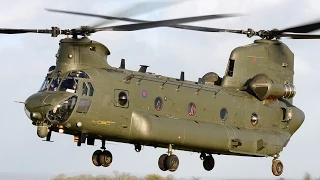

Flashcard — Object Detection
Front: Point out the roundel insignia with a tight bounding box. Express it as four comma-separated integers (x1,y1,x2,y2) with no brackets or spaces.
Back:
141,90,148,98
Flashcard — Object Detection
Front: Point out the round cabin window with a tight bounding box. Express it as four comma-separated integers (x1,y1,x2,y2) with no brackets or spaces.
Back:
118,91,128,106
220,108,228,121
188,102,196,116
251,112,259,126
154,97,163,111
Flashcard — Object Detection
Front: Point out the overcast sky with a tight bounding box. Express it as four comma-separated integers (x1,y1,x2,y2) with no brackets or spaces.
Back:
1,0,319,179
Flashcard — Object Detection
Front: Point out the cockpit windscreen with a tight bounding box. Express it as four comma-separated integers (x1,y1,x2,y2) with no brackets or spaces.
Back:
59,78,79,93
39,77,52,91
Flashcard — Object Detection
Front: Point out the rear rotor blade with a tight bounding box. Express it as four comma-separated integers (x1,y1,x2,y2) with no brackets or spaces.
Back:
281,33,320,39
94,13,241,32
90,0,188,27
280,20,320,33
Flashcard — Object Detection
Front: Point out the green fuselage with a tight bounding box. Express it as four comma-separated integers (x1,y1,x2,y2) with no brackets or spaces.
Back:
24,37,304,159
25,66,304,157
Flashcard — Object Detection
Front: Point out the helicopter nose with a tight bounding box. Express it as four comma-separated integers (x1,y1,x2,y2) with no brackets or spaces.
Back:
24,92,74,121
24,92,49,121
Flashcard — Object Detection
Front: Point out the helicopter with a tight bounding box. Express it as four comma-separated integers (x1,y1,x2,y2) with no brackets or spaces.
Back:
2,7,319,177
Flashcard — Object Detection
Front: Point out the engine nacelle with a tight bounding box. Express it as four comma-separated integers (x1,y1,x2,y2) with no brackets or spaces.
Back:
249,74,296,101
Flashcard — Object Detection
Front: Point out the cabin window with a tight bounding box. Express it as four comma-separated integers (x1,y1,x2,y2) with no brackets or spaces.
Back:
281,108,286,120
154,97,163,111
118,91,128,106
188,102,196,116
76,99,92,114
82,82,88,96
88,82,94,96
220,108,228,121
227,59,235,77
251,112,260,126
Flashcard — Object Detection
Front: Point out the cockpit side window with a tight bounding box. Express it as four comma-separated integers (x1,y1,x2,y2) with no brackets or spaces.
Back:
82,82,88,96
39,77,52,91
59,78,78,93
227,59,235,77
87,82,94,96
76,99,92,114
48,78,61,91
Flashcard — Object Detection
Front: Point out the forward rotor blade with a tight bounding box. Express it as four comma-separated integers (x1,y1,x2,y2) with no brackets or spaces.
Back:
0,28,52,34
46,9,244,33
94,13,241,32
280,19,320,33
46,9,145,23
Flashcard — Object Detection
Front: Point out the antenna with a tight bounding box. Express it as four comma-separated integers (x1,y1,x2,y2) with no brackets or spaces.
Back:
139,65,149,73
180,71,185,81
120,59,125,69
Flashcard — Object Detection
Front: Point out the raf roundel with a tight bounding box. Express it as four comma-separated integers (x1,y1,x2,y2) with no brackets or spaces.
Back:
141,89,148,98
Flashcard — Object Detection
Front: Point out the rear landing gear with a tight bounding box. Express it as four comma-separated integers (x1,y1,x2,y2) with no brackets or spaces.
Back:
158,144,179,172
200,152,215,171
271,158,283,176
91,140,113,167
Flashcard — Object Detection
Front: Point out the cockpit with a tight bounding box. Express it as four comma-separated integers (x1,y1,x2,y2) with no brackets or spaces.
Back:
39,70,90,94
29,70,94,124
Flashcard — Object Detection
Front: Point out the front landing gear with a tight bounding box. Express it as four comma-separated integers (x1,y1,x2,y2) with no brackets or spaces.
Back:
272,159,283,176
92,140,113,167
158,144,179,172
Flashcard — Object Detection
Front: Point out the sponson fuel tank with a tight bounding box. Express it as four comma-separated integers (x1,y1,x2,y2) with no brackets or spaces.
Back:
126,110,291,156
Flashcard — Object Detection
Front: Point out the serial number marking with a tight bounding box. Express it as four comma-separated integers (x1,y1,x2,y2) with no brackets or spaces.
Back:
92,120,115,125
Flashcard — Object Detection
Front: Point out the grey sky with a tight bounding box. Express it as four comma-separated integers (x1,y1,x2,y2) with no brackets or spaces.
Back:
0,0,319,179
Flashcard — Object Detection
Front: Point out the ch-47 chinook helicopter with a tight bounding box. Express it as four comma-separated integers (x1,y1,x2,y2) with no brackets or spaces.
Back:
3,7,320,177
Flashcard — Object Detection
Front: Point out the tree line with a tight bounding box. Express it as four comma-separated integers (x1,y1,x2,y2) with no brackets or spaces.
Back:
50,171,319,180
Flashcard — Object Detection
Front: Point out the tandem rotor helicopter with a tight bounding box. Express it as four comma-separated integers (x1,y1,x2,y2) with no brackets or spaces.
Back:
2,5,320,177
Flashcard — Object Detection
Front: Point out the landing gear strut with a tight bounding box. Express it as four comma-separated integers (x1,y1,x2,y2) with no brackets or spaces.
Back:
134,144,142,152
92,140,113,167
158,144,179,172
271,155,283,176
200,152,215,171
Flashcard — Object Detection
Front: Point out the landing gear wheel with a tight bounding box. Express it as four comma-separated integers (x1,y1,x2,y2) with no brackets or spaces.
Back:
99,150,113,167
203,155,215,171
92,150,102,167
165,154,179,172
272,159,283,176
158,154,168,171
